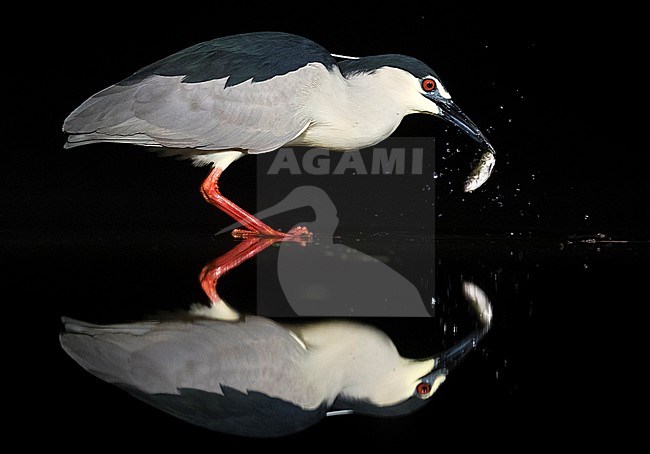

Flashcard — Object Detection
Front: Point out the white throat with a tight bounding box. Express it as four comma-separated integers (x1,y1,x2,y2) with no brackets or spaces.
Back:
289,67,436,150
292,321,435,406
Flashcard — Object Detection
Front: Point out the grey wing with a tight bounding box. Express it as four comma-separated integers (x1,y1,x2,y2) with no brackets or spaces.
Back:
63,64,327,153
60,316,318,407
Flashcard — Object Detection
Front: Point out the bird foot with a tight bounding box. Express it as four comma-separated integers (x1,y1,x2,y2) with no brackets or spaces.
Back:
231,226,313,243
231,228,265,239
286,225,313,238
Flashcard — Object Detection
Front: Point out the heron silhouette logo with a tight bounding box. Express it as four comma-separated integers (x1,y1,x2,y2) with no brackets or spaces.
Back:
218,185,434,317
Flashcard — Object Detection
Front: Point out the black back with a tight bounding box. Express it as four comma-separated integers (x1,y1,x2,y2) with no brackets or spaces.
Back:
119,384,327,437
119,32,337,88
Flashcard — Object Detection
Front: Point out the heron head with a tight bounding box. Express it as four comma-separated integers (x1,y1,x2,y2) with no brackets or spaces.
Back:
416,73,494,152
330,355,446,417
329,324,485,417
340,55,492,150
399,57,492,149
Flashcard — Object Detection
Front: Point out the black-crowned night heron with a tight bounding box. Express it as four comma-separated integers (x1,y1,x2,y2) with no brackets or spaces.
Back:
60,282,491,437
63,32,496,238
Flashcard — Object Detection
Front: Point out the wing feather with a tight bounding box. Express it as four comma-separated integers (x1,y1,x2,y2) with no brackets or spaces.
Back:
60,316,321,408
63,32,337,154
64,67,325,153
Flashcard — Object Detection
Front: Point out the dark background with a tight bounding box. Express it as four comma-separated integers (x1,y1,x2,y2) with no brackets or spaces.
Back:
1,6,645,238
1,6,644,448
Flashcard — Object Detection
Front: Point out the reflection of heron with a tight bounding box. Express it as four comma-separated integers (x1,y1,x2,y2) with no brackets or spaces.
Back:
61,314,483,437
60,238,492,437
63,32,496,238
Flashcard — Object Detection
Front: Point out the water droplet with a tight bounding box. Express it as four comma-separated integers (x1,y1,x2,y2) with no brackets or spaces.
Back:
584,214,590,220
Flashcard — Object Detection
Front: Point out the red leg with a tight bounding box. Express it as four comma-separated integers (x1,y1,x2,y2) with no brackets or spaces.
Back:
200,168,312,239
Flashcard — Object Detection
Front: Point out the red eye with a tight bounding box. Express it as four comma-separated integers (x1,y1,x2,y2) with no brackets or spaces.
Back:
416,382,431,395
422,78,436,92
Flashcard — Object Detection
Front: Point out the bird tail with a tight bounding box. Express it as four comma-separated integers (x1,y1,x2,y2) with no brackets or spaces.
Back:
62,82,163,149
63,133,161,149
60,317,161,384
61,316,160,335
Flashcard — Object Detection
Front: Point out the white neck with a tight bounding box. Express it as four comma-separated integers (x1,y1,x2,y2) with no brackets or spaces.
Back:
292,321,435,406
290,67,436,150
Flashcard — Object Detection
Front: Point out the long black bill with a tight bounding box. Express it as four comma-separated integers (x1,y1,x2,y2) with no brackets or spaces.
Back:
437,99,494,152
423,281,492,379
431,97,497,191
430,325,490,376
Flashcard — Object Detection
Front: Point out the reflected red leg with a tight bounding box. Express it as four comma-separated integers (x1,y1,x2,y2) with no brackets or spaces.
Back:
199,237,278,304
